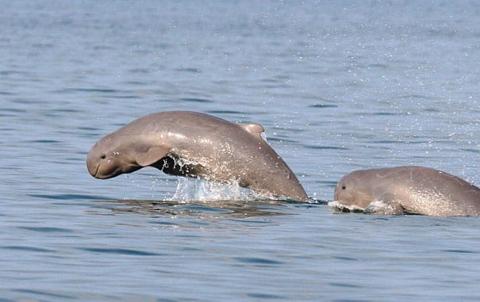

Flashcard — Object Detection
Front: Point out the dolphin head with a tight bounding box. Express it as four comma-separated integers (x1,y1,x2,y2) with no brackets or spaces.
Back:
86,133,141,179
334,170,376,209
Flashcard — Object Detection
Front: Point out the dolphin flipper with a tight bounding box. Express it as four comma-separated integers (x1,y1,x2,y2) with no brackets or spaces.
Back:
136,145,170,167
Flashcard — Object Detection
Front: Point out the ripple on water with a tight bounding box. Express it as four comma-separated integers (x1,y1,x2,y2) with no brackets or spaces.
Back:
25,139,60,144
246,293,284,300
233,257,284,267
2,246,54,253
18,226,74,233
179,97,214,103
369,111,400,116
333,256,359,261
442,249,477,254
13,289,75,300
207,110,245,115
54,88,120,94
28,193,111,201
461,148,480,154
332,299,371,302
267,137,298,144
175,67,201,73
79,247,163,256
308,104,338,109
328,282,363,289
3,108,27,114
303,145,350,150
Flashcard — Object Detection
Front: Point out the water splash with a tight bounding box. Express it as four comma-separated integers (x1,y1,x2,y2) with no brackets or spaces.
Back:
154,153,264,202
171,177,260,202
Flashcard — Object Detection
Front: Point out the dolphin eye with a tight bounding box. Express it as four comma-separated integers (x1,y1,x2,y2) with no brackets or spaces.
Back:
342,185,346,190
100,154,106,159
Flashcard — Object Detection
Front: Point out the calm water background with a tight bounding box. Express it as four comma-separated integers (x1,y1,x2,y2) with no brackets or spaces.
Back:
1,1,480,301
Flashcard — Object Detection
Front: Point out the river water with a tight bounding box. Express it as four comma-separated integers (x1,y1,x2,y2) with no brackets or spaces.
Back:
1,1,480,301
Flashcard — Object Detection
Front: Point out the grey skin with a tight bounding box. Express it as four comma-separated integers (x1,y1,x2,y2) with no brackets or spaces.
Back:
86,111,308,201
333,166,480,216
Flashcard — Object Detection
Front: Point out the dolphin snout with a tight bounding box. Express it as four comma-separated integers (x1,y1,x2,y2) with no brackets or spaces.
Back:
86,151,100,178
91,163,100,178
87,161,100,178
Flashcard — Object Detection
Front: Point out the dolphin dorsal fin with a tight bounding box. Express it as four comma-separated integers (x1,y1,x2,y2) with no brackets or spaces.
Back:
239,123,267,141
240,123,264,135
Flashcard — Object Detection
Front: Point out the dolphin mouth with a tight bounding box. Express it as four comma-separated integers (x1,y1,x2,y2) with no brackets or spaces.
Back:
92,163,100,178
92,164,139,179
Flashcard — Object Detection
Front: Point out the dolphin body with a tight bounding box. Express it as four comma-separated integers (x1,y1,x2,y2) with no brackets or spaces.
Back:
332,166,480,216
87,111,308,202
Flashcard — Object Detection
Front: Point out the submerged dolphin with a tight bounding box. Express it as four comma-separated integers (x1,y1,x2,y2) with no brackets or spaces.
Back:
332,166,480,216
86,111,308,201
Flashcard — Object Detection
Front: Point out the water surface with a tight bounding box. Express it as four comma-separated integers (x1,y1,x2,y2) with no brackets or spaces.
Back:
1,1,480,301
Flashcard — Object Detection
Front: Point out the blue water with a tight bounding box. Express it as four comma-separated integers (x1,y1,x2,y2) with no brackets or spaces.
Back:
1,1,480,301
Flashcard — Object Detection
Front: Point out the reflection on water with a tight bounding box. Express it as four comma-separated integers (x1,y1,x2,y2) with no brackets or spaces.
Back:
94,176,328,219
98,199,288,218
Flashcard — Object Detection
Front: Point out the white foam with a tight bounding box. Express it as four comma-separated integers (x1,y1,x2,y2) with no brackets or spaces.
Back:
364,200,389,213
328,200,366,212
364,200,404,215
328,200,405,215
